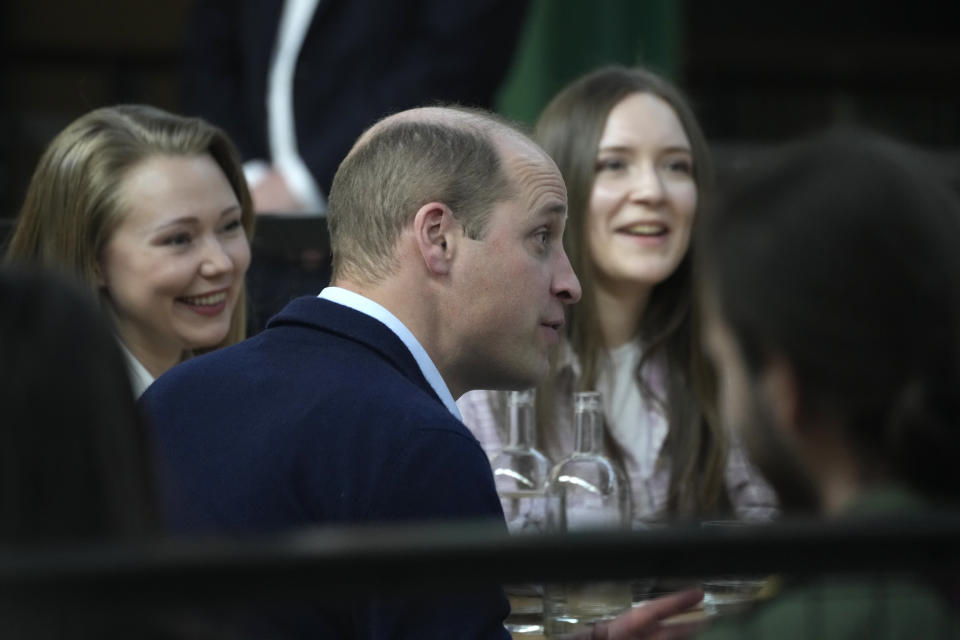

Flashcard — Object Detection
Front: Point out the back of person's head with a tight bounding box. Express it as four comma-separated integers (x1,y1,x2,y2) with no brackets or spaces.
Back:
326,108,519,284
698,127,960,505
0,267,160,543
6,104,255,347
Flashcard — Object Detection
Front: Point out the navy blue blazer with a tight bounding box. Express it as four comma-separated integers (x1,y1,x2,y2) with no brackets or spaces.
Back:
141,296,510,638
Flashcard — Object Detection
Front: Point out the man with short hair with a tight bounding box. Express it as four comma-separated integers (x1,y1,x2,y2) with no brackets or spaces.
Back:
143,107,702,638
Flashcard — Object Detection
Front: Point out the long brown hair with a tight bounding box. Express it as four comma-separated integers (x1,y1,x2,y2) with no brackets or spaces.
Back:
534,66,727,517
6,104,255,351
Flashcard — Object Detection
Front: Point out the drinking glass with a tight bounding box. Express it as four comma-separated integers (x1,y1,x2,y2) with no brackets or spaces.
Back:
699,520,769,616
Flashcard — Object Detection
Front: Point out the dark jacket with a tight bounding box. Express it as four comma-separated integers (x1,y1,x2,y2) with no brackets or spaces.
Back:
183,0,529,195
142,296,510,638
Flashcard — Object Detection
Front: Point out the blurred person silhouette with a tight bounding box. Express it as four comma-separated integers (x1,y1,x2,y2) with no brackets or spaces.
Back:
0,267,159,545
5,105,255,397
0,266,240,639
459,66,777,525
184,0,530,214
694,128,960,638
142,105,706,639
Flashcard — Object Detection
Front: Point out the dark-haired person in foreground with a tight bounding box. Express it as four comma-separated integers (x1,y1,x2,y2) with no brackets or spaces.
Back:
142,106,703,639
0,268,159,545
694,129,960,638
0,267,229,638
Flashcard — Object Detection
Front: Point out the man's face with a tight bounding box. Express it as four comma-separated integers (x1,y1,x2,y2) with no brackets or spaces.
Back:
448,145,582,394
703,294,819,512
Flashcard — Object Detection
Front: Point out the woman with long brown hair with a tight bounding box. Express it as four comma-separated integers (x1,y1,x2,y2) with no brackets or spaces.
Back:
459,66,775,524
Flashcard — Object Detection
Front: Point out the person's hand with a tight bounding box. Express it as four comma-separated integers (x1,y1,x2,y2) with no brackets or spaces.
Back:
251,169,305,214
572,587,706,640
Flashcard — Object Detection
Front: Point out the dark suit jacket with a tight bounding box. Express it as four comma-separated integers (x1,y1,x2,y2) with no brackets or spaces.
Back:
141,296,510,638
183,0,529,196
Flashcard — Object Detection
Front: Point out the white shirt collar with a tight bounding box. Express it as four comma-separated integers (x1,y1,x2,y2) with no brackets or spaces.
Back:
318,287,462,420
119,340,155,399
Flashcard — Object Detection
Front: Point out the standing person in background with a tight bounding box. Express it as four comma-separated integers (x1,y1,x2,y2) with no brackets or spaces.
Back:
5,105,254,397
184,0,530,214
459,66,777,525
694,128,960,638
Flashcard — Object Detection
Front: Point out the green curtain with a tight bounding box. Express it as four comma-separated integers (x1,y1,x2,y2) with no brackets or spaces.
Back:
495,0,682,126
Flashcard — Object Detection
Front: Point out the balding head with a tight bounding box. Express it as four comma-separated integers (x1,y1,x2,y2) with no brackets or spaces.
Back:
327,106,543,285
354,106,547,160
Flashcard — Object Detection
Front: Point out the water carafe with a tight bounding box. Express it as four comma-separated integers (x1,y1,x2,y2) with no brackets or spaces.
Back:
544,390,632,636
490,389,552,635
489,389,551,534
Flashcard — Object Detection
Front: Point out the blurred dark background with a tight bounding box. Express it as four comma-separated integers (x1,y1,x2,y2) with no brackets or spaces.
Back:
3,0,959,219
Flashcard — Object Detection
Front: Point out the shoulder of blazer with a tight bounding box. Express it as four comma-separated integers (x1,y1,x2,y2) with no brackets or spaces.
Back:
266,296,442,405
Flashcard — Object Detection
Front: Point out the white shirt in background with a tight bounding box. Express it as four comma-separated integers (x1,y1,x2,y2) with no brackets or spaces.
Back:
244,0,326,214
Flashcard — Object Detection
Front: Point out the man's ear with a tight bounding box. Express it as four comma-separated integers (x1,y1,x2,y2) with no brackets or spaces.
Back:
412,202,457,275
761,353,803,438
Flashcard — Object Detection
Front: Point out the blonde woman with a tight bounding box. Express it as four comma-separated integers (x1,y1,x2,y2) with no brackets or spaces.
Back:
7,105,254,396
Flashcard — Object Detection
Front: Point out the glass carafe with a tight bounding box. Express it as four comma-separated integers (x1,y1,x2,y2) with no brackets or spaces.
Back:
489,389,552,636
544,391,632,636
489,389,551,535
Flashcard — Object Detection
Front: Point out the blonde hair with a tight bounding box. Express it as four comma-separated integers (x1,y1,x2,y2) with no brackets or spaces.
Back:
6,104,255,350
